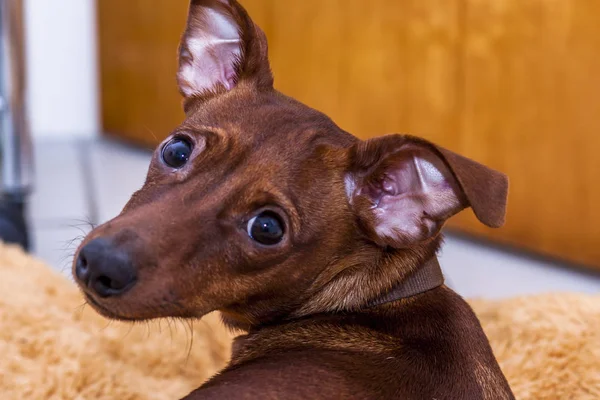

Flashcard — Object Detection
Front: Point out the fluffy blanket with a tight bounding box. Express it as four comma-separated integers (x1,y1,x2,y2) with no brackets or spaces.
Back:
0,243,597,399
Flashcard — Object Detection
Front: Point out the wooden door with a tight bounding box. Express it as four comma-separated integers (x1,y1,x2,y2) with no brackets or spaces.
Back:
455,0,600,267
97,0,189,148
97,0,600,269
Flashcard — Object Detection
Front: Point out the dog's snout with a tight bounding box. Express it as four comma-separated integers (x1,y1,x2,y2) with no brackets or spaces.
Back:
75,238,137,298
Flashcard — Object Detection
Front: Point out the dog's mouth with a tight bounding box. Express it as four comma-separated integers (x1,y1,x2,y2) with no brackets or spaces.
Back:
84,292,140,321
83,288,201,322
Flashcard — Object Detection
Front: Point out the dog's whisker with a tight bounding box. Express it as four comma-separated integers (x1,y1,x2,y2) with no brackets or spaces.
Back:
73,302,87,319
146,320,152,339
185,319,195,363
55,236,83,252
98,319,114,332
166,318,175,344
59,252,75,266
144,126,159,141
65,216,97,232
120,321,135,339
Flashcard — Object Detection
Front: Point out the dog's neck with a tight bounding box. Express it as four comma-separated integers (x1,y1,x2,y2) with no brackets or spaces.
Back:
368,257,444,307
228,257,447,368
221,256,445,332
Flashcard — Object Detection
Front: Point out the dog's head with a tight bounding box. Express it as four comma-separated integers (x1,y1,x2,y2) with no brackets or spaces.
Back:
74,0,507,329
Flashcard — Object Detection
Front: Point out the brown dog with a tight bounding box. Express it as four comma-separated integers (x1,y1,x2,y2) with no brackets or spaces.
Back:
73,1,515,398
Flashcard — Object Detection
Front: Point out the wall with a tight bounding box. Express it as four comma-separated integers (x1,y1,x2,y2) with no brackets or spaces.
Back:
24,0,98,139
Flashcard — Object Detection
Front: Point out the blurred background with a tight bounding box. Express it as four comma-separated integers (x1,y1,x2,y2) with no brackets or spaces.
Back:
5,0,599,298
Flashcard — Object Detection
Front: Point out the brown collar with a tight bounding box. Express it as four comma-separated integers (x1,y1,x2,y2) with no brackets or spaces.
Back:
369,257,444,307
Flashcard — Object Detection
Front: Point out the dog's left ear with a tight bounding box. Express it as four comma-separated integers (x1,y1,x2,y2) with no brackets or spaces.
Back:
177,0,273,101
346,134,508,248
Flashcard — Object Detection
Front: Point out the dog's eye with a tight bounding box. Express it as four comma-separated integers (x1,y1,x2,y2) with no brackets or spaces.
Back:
162,138,193,168
247,211,285,245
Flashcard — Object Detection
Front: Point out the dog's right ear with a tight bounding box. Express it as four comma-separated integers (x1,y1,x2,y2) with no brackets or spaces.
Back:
177,0,273,102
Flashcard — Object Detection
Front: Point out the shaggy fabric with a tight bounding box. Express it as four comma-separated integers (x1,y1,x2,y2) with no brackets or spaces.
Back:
0,243,232,400
0,243,598,399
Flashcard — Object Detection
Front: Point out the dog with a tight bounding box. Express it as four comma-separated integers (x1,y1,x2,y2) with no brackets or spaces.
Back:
73,1,515,398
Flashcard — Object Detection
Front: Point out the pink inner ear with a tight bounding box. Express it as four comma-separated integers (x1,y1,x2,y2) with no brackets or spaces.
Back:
178,7,242,96
360,148,464,246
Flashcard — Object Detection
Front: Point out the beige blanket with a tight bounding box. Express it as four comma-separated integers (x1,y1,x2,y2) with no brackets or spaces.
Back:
0,243,598,399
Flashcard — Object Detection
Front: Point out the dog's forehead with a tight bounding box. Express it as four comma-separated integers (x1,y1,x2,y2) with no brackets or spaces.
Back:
184,90,356,152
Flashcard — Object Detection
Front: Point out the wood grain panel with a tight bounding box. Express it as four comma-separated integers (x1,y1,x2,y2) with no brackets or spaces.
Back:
244,0,461,144
97,0,188,147
450,0,600,267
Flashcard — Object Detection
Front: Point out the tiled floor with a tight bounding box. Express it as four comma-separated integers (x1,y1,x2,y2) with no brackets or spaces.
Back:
29,138,600,298
30,139,151,280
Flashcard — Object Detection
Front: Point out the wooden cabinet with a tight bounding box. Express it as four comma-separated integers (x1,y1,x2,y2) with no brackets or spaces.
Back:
97,0,188,148
456,0,600,268
98,0,600,269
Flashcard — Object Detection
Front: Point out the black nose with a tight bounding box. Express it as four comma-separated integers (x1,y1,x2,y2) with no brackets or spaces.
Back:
75,238,137,298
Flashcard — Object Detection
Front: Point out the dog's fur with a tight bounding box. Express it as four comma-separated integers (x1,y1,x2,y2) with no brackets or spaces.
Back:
74,1,515,398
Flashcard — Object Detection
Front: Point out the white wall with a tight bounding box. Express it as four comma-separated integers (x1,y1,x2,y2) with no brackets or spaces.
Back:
24,0,99,139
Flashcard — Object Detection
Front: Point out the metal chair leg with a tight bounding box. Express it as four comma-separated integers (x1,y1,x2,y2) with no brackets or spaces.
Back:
0,0,33,250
